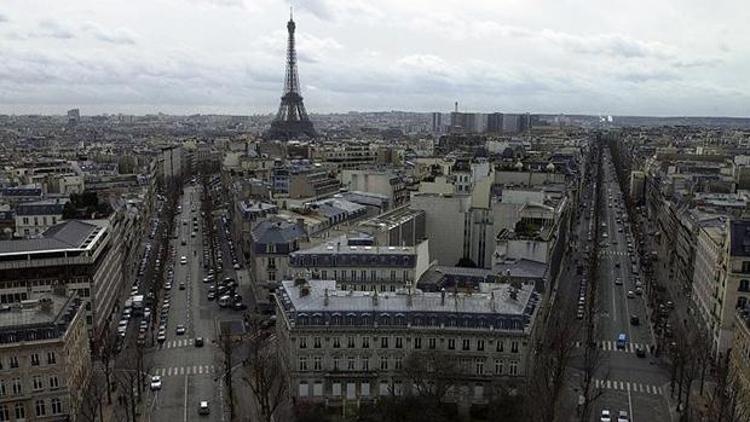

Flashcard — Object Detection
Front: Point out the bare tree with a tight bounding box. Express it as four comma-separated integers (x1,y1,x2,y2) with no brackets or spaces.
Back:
92,331,118,405
79,367,107,422
241,321,288,422
216,324,237,420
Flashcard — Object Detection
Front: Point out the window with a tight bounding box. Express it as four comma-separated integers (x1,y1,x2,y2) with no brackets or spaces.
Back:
738,297,748,309
0,405,7,422
313,337,321,348
475,360,484,375
497,340,504,352
380,356,388,370
35,400,46,417
313,356,322,371
299,357,307,371
347,336,355,348
509,361,518,375
299,337,307,349
462,339,470,351
390,270,396,282
743,262,750,273
9,357,18,369
351,270,357,281
348,356,355,370
448,339,455,350
50,398,62,415
371,270,377,281
333,337,341,348
511,342,519,353
740,280,750,292
395,357,402,370
14,403,24,420
395,337,403,349
495,360,504,375
477,339,485,351
47,351,56,365
49,375,59,389
333,356,340,371
429,338,436,349
32,376,43,391
414,337,422,349
362,337,370,348
361,270,367,282
22,217,29,225
0,381,4,396
381,337,389,348
362,357,369,371
11,379,21,395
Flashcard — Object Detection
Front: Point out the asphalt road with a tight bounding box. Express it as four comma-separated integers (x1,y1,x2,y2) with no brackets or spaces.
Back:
144,185,251,422
584,149,672,422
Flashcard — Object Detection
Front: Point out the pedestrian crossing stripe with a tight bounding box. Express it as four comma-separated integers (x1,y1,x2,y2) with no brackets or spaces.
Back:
574,341,651,354
152,365,216,377
161,339,194,349
593,378,662,395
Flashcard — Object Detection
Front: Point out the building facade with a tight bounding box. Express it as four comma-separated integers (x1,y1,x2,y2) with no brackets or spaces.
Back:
275,279,540,407
0,219,123,340
0,294,91,421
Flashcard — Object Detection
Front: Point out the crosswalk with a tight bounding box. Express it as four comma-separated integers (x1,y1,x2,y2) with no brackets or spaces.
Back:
599,251,629,256
575,341,651,354
160,339,195,349
152,365,216,377
593,378,663,395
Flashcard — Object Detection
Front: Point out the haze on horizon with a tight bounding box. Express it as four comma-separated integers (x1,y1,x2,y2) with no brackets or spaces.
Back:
1,0,748,117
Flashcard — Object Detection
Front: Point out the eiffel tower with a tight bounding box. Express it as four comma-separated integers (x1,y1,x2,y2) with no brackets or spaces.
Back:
266,8,317,140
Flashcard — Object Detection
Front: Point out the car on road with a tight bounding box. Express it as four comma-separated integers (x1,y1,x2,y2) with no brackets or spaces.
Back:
195,337,204,347
207,292,216,301
616,333,627,349
180,256,187,265
627,290,635,298
218,295,231,308
600,409,611,422
615,278,623,285
233,263,241,270
150,376,162,391
233,302,248,311
179,282,186,290
181,239,187,245
635,346,646,358
198,401,210,415
157,334,166,343
617,410,629,422
176,325,186,335
630,315,640,326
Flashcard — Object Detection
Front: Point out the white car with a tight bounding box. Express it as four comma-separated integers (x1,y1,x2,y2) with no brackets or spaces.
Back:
176,325,186,335
180,256,187,265
601,409,611,422
617,410,629,422
150,375,162,391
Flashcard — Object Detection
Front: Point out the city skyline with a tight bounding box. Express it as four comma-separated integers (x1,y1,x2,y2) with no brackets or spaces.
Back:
1,0,749,117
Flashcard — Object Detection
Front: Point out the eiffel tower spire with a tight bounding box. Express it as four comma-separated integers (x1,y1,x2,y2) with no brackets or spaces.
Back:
266,7,317,140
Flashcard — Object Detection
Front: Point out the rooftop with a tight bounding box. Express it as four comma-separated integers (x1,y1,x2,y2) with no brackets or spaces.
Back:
730,220,750,257
0,294,83,345
278,279,538,318
0,219,105,255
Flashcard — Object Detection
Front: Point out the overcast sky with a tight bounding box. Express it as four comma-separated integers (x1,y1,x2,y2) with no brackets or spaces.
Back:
1,0,749,116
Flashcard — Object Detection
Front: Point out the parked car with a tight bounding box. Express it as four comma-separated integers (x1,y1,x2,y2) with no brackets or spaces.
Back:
150,376,162,391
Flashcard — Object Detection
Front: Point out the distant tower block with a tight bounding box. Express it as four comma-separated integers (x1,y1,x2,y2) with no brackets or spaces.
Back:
266,8,317,140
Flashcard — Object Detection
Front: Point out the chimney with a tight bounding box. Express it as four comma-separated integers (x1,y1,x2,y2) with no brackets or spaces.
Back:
440,287,446,306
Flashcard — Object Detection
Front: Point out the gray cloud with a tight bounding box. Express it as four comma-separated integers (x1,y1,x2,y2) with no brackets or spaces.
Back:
82,22,136,45
0,14,8,23
33,19,75,39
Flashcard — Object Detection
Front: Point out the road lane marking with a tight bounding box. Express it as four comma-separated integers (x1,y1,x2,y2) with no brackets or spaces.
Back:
183,374,189,422
628,383,635,422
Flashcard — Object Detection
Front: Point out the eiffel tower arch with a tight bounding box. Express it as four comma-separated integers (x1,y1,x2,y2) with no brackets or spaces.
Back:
266,9,317,141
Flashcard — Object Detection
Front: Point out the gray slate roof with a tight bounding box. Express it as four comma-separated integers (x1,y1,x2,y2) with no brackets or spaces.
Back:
0,220,101,254
251,218,306,245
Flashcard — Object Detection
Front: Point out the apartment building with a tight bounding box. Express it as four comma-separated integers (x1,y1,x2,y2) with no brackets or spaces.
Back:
0,294,90,421
288,236,431,292
13,199,67,238
730,305,750,418
0,219,123,340
275,278,540,407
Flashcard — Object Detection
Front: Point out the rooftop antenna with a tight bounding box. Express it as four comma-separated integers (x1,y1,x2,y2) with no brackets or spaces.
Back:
454,101,458,113
290,6,293,21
